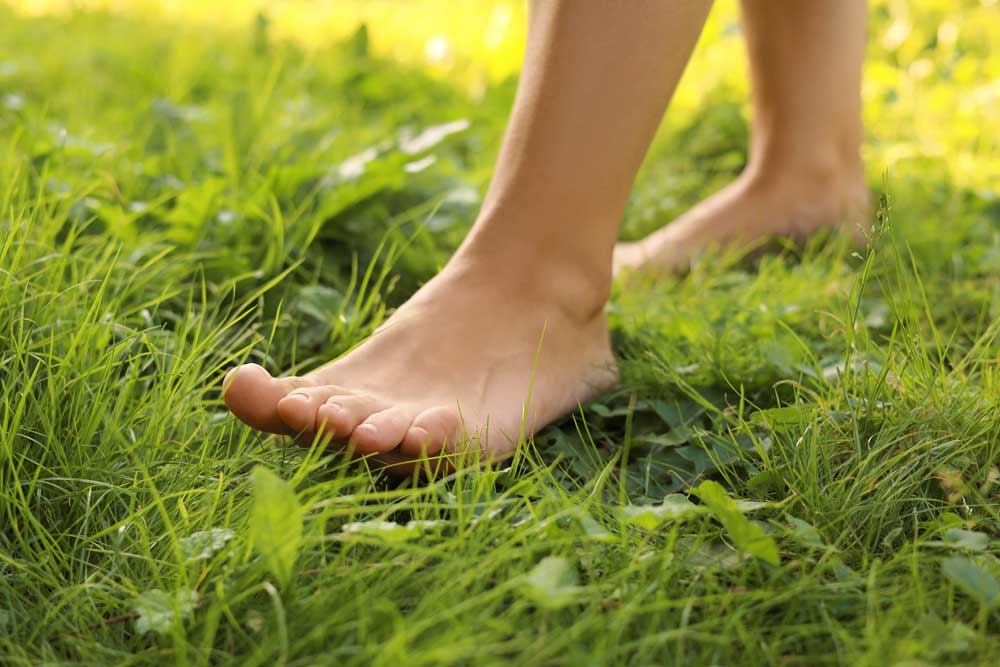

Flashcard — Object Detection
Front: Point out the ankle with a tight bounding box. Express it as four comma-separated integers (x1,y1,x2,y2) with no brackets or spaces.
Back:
742,148,867,212
449,234,612,325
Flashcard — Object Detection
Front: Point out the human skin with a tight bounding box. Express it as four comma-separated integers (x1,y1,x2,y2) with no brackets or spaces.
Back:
224,0,867,474
615,0,869,274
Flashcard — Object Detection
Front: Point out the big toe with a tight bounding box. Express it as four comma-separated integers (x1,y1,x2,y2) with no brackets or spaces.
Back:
223,364,302,434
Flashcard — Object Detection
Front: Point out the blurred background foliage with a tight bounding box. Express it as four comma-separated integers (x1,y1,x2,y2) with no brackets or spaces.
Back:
8,0,999,197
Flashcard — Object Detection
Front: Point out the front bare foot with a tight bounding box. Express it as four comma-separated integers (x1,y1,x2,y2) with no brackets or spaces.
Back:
614,163,870,275
223,255,617,471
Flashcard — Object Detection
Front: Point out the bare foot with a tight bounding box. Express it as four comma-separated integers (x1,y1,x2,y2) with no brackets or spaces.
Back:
223,255,617,472
614,163,870,275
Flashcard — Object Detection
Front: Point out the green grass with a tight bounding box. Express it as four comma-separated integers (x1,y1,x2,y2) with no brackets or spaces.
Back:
2,2,1000,665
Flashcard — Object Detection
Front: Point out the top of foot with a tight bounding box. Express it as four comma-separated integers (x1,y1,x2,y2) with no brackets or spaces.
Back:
223,260,617,473
614,167,870,276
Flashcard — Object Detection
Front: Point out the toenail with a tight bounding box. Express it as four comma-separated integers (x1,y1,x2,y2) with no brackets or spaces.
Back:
240,363,268,377
286,393,308,401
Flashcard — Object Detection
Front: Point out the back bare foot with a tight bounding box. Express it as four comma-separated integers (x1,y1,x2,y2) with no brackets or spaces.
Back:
614,163,870,275
223,252,617,472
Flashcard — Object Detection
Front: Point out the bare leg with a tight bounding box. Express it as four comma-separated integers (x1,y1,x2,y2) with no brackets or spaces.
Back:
223,1,712,469
615,0,870,274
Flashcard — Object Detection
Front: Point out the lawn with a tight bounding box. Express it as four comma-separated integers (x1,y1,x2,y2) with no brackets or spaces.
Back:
2,1,1000,665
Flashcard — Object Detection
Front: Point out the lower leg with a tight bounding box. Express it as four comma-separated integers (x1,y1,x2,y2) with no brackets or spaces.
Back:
616,0,869,274
224,0,712,467
456,0,713,299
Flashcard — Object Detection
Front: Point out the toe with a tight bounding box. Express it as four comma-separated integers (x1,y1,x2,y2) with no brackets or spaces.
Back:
350,407,413,454
223,364,310,434
315,394,384,440
399,406,461,457
276,386,339,435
